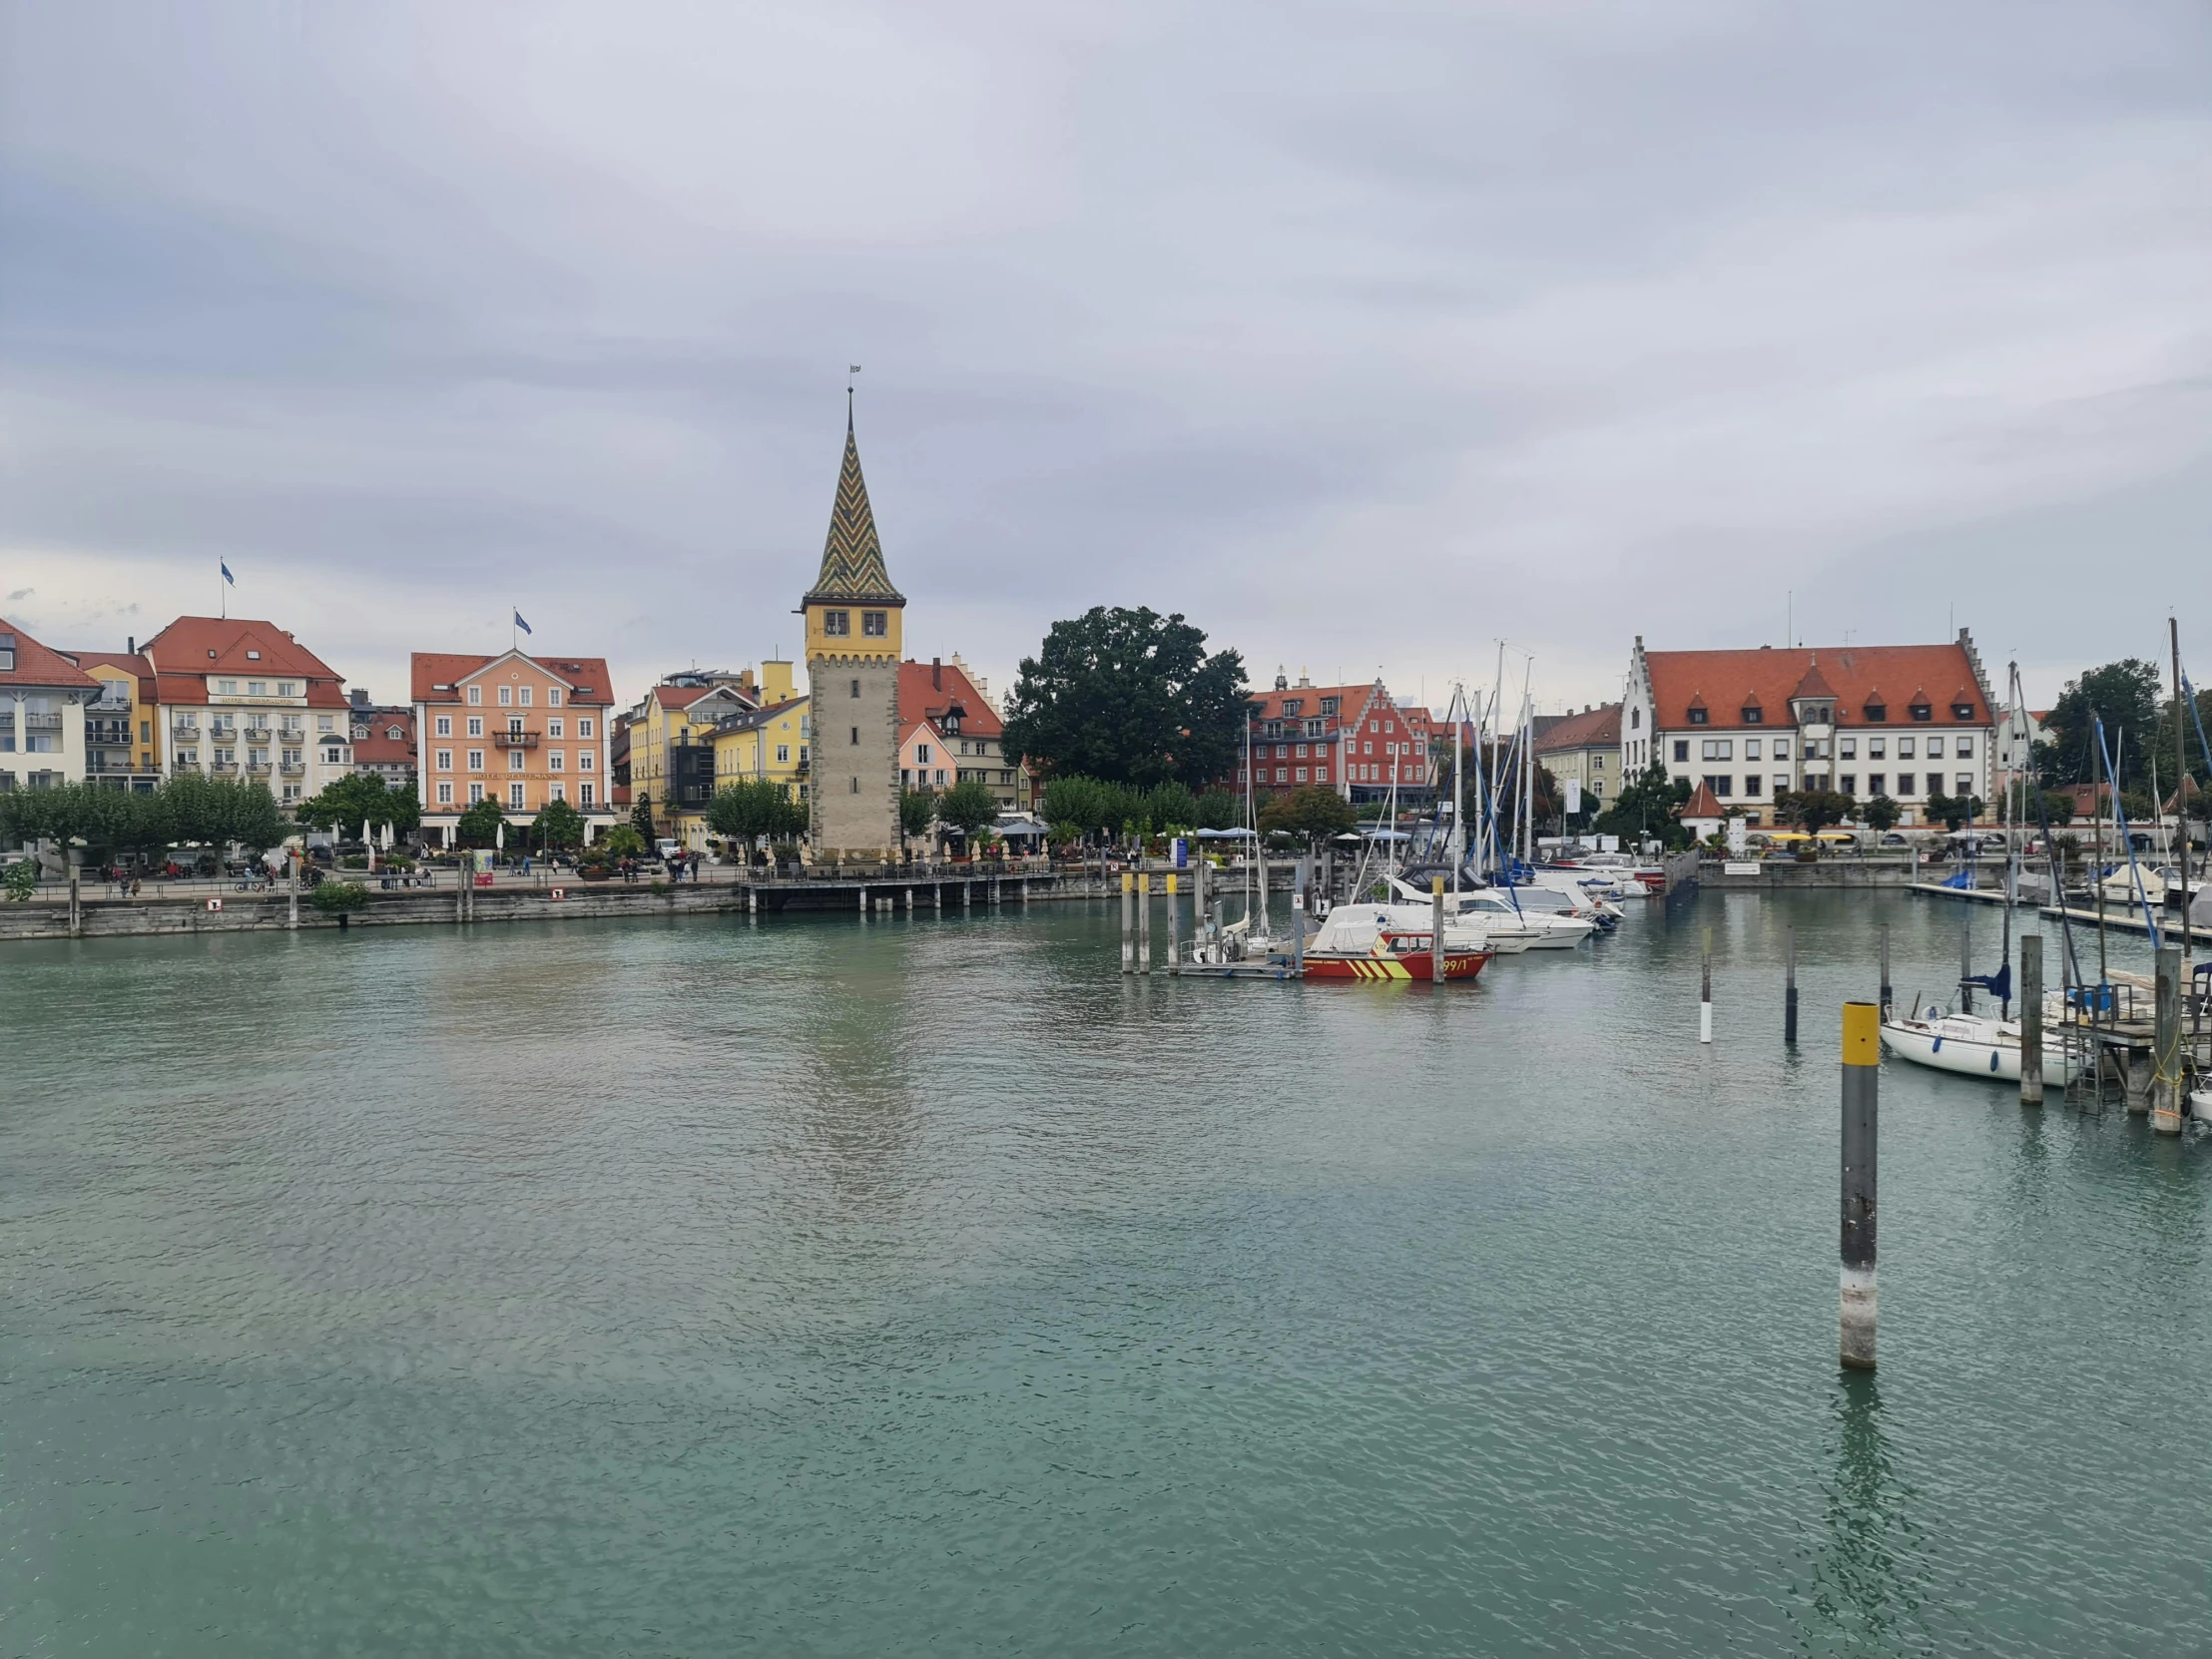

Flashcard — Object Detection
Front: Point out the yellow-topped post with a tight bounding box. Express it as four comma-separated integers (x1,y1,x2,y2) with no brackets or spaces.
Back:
1840,1000,1880,1370
1120,871,1134,975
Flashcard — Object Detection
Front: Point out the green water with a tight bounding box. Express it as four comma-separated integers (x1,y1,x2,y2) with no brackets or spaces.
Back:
4,893,2208,1656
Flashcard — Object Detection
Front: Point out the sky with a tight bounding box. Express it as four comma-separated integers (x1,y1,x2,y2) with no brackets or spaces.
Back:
4,1,2209,719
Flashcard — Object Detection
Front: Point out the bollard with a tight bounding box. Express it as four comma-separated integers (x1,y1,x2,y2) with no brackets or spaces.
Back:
1785,925,1798,1046
1139,869,1152,974
905,886,913,911
1879,924,1892,1016
1431,875,1447,984
857,885,867,916
1120,872,1134,975
2019,933,2043,1105
1700,926,1713,1044
2152,944,2183,1135
1840,1000,1879,1371
1167,871,1181,976
963,880,971,911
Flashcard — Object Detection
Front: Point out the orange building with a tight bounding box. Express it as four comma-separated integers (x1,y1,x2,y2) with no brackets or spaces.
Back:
410,649,618,845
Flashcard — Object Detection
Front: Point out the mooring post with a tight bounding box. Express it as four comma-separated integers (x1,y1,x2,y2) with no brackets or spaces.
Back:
1194,855,1209,948
1121,871,1134,975
857,884,866,917
2020,932,2044,1106
1167,871,1181,976
69,865,82,938
288,849,299,930
2153,943,2184,1135
1959,922,1974,1013
1785,924,1799,1046
749,883,759,915
1291,889,1305,978
963,879,972,911
1139,868,1152,974
1841,1000,1879,1371
904,885,913,911
1879,923,1892,1016
1431,875,1447,984
1700,926,1713,1044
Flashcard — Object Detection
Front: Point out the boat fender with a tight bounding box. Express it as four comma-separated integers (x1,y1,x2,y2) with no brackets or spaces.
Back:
1988,1051,1999,1073
1931,1035,1941,1052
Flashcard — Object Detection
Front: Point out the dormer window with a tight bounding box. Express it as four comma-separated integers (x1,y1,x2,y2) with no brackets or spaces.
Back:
1319,696,1340,716
0,634,13,672
1864,703,1887,723
1687,708,1708,725
1282,699,1303,717
1911,702,1932,722
1741,706,1764,725
1950,702,1974,721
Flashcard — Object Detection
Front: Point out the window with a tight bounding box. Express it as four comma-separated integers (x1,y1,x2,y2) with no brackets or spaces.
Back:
509,783,525,809
848,679,860,699
1631,707,1640,729
1926,736,1943,759
217,679,238,695
1864,703,1887,723
915,743,930,765
1869,738,1886,759
468,750,484,771
1744,739,1761,761
1283,699,1303,717
777,744,791,764
1744,775,1762,797
498,685,512,706
468,783,484,804
1275,768,1288,784
1951,702,1974,721
1897,773,1916,796
1673,741,1690,763
1701,740,1732,761
437,783,453,805
435,716,452,737
1841,775,1857,797
519,687,533,707
579,750,593,771
580,783,594,807
1296,767,1309,783
1773,740,1791,761
825,610,850,637
1316,767,1330,783
467,717,483,738
0,637,11,673
467,686,482,705
436,750,453,771
1687,708,1708,725
1954,736,1973,758
1320,697,1339,716
1296,743,1309,758
248,681,266,696
579,718,594,738
848,777,858,793
549,751,564,771
862,611,887,637
1840,738,1856,759
278,680,298,697
849,727,859,745
321,747,343,764
1898,737,1916,758
1910,702,1932,722
1868,774,1885,797
545,719,562,739
1741,706,1763,724
1957,774,1974,797
550,783,566,802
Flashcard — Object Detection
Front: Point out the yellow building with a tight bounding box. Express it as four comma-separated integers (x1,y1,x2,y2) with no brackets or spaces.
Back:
58,650,162,789
711,660,810,808
623,673,756,843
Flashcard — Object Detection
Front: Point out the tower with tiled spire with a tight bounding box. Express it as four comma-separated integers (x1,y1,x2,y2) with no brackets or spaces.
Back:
803,407,906,855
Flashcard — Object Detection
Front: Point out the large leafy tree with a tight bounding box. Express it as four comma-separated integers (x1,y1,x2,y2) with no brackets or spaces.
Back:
933,777,1000,840
2036,659,2162,789
1776,789,1853,834
1258,785,1357,843
454,798,508,848
1592,761,1691,849
708,779,801,855
898,787,936,850
0,777,285,857
534,797,585,851
296,773,420,834
1863,795,1902,833
1001,607,1247,789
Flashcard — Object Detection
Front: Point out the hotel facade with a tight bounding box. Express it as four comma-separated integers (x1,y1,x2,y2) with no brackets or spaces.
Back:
411,650,617,844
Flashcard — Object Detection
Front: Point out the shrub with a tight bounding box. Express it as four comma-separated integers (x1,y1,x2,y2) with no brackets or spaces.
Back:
309,880,369,914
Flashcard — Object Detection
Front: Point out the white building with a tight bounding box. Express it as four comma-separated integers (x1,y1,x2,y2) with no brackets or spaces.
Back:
1621,633,1997,828
0,618,96,794
140,617,353,806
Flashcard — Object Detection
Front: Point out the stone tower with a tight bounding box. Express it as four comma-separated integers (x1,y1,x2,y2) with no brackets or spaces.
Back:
803,410,905,857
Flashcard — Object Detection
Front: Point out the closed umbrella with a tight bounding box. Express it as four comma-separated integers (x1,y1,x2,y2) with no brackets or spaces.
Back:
496,821,505,852
363,819,374,872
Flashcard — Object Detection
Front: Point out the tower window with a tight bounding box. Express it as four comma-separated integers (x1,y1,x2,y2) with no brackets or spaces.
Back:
849,777,858,793
849,679,860,698
850,727,859,745
862,611,887,637
824,610,850,637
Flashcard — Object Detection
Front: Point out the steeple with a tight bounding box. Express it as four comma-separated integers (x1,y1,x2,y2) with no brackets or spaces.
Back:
805,413,904,606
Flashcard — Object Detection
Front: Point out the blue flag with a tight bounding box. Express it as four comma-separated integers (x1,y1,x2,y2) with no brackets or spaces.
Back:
513,610,532,636
222,561,235,585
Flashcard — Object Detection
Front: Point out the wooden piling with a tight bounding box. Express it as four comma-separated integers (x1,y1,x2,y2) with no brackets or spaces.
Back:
1431,875,1446,984
1785,925,1798,1046
1292,890,1305,977
857,885,867,915
1167,872,1181,976
1958,922,1973,1013
1879,924,1891,1016
1139,869,1152,974
68,866,82,938
288,850,299,930
2019,932,2044,1106
1840,1000,1880,1371
1700,926,1713,1044
1120,872,1134,975
2152,943,2184,1135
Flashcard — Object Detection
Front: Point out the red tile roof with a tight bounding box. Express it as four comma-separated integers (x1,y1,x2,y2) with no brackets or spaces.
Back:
0,618,100,690
1535,703,1622,755
57,648,154,703
899,658,1003,738
1683,782,1726,819
1246,682,1374,724
352,710,416,766
141,616,347,706
410,650,615,706
1644,645,1986,731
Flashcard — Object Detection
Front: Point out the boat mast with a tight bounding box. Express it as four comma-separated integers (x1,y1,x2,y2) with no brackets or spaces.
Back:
1452,683,1465,894
1519,665,1534,869
2175,616,2192,965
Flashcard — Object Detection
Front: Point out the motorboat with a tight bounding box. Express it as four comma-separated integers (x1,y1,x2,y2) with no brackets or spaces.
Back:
1384,878,1593,949
1303,905,1492,982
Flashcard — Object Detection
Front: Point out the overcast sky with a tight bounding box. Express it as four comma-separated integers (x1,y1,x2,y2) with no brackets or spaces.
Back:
5,1,2208,717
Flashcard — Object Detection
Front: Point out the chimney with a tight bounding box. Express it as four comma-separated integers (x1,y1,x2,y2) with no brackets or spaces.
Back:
127,636,135,655
932,657,942,691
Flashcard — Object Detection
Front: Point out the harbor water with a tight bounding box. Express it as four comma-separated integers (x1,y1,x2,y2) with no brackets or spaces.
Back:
4,891,2208,1655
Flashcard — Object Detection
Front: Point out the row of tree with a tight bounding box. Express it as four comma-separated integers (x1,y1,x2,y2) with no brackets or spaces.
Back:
2034,657,2212,795
0,775,289,858
1038,775,1243,842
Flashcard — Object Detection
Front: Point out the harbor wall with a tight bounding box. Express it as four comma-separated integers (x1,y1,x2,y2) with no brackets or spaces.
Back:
1699,860,1914,891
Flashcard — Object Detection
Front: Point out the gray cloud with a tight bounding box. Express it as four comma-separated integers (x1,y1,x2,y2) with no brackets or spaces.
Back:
4,0,2208,710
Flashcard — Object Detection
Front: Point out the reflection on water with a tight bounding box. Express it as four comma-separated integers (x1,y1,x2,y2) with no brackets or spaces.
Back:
1794,1376,1945,1656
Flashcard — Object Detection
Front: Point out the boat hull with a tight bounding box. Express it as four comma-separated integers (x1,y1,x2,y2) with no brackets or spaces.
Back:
1880,1018,2080,1084
1304,949,1491,982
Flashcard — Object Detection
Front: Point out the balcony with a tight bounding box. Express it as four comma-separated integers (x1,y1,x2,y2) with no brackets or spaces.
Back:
212,761,239,775
22,713,62,732
86,722,133,743
496,730,540,748
85,758,154,776
246,762,273,777
243,726,273,743
280,760,305,776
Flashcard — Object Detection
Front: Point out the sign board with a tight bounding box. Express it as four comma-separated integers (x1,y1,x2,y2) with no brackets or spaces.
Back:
1292,891,1305,910
473,873,494,888
1171,836,1188,868
205,897,224,911
1724,860,1763,875
1564,779,1582,817
549,887,567,900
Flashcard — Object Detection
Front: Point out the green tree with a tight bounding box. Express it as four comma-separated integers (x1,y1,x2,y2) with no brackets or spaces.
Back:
1776,789,1853,835
1145,781,1200,830
454,798,508,848
3,858,37,901
1258,784,1357,843
296,773,419,834
630,790,656,839
934,776,1000,842
1592,762,1691,849
2039,791,2076,827
2037,660,2162,789
1000,606,1247,789
898,787,937,851
708,779,791,857
1040,775,1105,843
1194,788,1240,830
534,797,585,851
1924,793,1984,832
1862,795,1902,833
309,879,370,913
600,824,647,861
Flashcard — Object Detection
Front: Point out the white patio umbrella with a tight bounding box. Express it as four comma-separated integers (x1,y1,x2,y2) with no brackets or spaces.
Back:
496,821,505,851
363,819,375,871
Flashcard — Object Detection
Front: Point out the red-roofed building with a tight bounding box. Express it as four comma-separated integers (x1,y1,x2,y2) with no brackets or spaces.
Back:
1623,633,1995,827
54,647,162,789
140,617,351,806
349,703,418,790
1237,671,1433,804
897,656,1031,811
411,650,617,843
2,618,101,794
1534,703,1623,815
1681,781,1729,838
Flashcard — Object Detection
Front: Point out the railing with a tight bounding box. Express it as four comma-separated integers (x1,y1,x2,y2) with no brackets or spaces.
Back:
279,760,305,775
85,723,133,743
496,731,540,748
22,713,62,731
171,722,201,735
84,759,155,776
246,762,272,776
243,727,273,743
212,762,239,775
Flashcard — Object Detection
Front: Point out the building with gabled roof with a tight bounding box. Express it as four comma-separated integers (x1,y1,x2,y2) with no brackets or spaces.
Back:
1236,671,1433,805
411,648,617,844
897,656,1031,811
1,618,101,795
1535,702,1623,815
1622,632,1995,827
139,616,351,805
55,647,162,789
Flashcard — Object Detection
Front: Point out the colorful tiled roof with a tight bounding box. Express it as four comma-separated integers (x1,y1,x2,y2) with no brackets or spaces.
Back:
0,618,100,690
805,416,903,606
1645,644,1986,731
352,711,416,766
